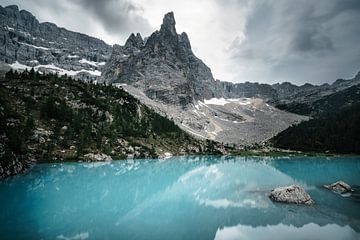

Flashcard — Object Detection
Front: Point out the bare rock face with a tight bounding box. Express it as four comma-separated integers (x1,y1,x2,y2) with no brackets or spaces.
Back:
83,153,112,162
0,4,111,81
269,185,314,205
324,181,354,194
102,12,223,107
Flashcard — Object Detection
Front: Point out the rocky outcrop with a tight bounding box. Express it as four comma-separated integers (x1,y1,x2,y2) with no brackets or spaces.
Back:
269,185,314,205
83,153,112,162
0,4,112,81
220,81,278,100
324,181,354,194
30,128,52,144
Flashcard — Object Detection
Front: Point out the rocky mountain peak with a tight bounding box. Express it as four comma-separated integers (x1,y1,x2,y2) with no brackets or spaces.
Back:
4,5,18,11
160,12,176,36
124,33,144,50
102,11,220,106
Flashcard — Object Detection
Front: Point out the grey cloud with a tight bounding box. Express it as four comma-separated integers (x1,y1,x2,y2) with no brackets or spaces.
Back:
227,0,360,84
73,0,152,36
1,0,152,44
290,25,334,53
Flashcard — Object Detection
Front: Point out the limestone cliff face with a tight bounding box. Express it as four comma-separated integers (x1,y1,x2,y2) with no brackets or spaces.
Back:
102,12,222,106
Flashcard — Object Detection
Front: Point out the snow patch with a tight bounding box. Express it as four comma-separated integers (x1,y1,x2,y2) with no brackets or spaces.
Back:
204,98,252,106
204,98,229,106
67,55,79,59
9,61,101,76
9,61,31,70
79,58,105,67
5,25,14,31
20,42,50,50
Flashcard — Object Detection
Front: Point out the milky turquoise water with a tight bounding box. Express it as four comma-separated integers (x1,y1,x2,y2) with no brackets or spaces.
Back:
0,156,360,240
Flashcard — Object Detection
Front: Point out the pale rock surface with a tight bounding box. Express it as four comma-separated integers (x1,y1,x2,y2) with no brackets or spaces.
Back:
269,185,314,205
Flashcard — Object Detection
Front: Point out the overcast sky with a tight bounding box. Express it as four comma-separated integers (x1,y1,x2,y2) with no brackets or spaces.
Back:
2,0,360,85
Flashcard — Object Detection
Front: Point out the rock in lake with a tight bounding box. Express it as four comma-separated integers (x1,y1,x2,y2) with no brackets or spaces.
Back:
269,185,314,205
324,181,354,194
84,153,112,162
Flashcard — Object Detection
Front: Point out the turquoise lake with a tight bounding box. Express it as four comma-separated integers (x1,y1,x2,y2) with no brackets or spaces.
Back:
0,156,360,240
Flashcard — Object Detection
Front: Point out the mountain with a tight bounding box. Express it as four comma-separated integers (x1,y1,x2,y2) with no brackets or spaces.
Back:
271,83,360,153
2,4,358,105
276,82,360,116
2,6,359,147
273,72,360,115
102,12,223,106
0,70,229,178
0,5,112,81
101,12,309,144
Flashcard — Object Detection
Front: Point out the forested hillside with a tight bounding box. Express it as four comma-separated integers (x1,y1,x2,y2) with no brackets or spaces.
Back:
272,88,360,154
0,70,228,178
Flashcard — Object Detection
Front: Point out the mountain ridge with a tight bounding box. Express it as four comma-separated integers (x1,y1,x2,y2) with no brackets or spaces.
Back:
103,11,360,109
2,6,360,146
2,4,359,108
0,4,112,81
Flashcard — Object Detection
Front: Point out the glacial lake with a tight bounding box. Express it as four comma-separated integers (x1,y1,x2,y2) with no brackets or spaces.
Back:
0,156,360,240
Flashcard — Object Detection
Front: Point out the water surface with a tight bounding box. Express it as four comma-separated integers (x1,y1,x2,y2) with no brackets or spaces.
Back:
0,156,360,240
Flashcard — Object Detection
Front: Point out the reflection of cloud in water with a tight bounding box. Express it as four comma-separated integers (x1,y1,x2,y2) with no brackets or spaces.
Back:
215,223,360,240
178,161,302,209
197,197,259,209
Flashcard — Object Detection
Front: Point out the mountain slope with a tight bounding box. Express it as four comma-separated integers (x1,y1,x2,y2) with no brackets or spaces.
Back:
0,5,111,81
0,70,228,178
101,12,308,144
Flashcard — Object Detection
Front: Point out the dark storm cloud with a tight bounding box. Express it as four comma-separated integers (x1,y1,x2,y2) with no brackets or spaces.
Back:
227,0,360,84
73,0,151,35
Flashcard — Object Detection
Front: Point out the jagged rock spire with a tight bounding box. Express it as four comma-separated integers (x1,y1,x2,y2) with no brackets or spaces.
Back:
125,33,144,49
160,12,176,36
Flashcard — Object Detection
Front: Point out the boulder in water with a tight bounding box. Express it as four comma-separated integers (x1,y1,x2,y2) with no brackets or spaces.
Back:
269,185,314,205
324,181,353,194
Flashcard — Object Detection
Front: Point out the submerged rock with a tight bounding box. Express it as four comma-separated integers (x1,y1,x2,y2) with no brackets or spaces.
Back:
83,153,112,162
324,181,354,194
269,185,314,205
